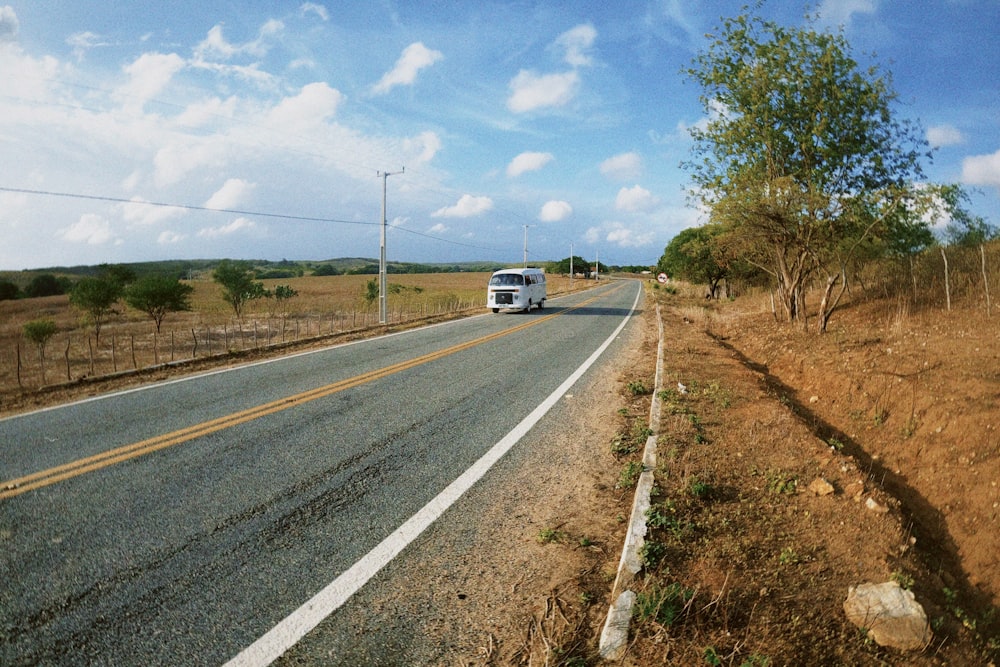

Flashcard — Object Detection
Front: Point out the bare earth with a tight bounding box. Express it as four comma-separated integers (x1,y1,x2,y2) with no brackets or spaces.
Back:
4,283,998,664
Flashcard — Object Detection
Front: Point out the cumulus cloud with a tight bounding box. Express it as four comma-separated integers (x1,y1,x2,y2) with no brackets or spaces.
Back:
265,82,343,130
615,184,660,212
927,124,965,148
507,70,579,113
59,214,116,245
600,152,643,180
431,194,494,218
428,222,448,234
586,222,655,248
371,42,443,95
539,200,572,222
205,178,255,209
116,52,186,113
507,151,554,177
157,230,187,244
197,217,258,238
556,24,596,67
0,5,18,42
962,149,1000,191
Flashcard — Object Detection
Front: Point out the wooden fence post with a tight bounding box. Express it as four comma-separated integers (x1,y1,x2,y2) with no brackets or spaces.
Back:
111,333,117,372
941,247,951,311
191,328,198,358
981,244,992,317
65,336,71,381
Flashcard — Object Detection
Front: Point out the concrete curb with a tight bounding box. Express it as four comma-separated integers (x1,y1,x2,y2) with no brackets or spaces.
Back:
599,302,664,661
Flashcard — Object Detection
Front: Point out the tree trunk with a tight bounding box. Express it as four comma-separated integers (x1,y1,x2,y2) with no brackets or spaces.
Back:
941,247,951,311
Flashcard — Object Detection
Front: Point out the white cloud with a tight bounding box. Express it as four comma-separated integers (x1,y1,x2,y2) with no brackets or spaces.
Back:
59,214,116,245
403,130,441,164
507,151,554,177
66,31,107,61
194,21,282,61
265,82,343,131
0,5,18,43
539,200,572,222
205,178,255,209
122,197,186,226
600,152,643,180
507,70,579,113
927,124,965,148
153,135,228,187
174,96,238,128
300,3,329,21
587,221,656,248
116,52,186,113
431,194,494,218
962,149,1000,192
157,230,187,244
428,222,448,234
817,0,876,27
371,42,443,95
556,24,596,67
197,217,258,238
615,184,660,212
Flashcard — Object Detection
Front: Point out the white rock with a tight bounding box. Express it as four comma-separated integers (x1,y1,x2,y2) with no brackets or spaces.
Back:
844,582,931,651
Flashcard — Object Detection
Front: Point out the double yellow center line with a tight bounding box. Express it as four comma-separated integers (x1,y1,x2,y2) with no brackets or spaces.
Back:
2,291,615,500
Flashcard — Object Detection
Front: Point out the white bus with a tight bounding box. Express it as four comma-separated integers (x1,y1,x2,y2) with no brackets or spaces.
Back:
486,268,547,313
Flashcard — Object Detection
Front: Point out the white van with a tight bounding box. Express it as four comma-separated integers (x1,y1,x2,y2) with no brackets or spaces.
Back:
487,268,547,313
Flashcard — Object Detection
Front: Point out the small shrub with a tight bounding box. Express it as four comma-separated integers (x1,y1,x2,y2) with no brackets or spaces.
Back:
537,527,565,544
640,540,668,568
617,461,645,489
634,582,694,627
627,380,648,396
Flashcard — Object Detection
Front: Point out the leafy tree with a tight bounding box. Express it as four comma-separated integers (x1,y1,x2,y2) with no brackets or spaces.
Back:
22,319,58,383
658,225,728,297
212,260,267,319
937,184,997,247
124,275,195,332
363,278,379,307
548,256,591,276
0,279,19,300
96,263,137,289
685,11,928,331
24,273,66,298
273,284,298,302
70,276,123,343
312,264,341,276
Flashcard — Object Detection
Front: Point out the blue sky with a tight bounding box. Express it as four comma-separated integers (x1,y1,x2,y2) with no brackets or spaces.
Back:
1,1,998,270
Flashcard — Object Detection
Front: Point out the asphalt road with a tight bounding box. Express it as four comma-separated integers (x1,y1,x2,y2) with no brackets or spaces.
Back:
1,279,642,666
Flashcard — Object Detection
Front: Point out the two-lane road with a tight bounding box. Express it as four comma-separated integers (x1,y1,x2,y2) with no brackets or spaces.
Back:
1,280,642,665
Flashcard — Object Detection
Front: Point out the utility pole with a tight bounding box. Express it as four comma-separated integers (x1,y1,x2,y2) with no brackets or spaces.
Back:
378,167,404,325
523,225,533,267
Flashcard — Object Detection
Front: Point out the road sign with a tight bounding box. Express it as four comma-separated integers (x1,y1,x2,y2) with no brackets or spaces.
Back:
657,273,668,284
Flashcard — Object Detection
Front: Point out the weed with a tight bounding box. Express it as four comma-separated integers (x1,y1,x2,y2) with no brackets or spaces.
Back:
617,461,645,489
537,527,565,544
579,536,593,547
633,582,694,627
646,501,676,528
686,476,712,499
766,470,798,495
579,591,594,605
702,381,732,408
901,415,918,438
610,433,639,457
827,437,845,451
627,380,648,396
872,408,888,426
891,570,914,590
779,546,801,565
640,540,668,569
617,407,629,416
704,647,771,667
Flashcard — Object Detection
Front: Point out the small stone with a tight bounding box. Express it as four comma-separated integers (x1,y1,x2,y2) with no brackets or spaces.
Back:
865,497,889,514
808,478,835,496
844,481,865,500
809,395,819,403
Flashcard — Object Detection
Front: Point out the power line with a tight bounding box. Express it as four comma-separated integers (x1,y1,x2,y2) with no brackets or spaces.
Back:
0,186,375,227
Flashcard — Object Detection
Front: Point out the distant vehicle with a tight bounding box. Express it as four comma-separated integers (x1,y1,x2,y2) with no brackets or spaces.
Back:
487,268,546,313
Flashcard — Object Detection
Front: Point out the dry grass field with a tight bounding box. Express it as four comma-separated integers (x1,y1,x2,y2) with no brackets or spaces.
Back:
0,271,588,412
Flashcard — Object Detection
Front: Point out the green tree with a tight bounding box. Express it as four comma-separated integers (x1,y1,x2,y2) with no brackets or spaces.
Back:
548,256,591,277
124,275,195,332
658,225,728,297
685,11,928,331
213,260,268,320
23,318,58,383
273,284,299,302
937,184,997,247
363,278,379,308
0,279,19,300
70,276,123,343
24,273,65,298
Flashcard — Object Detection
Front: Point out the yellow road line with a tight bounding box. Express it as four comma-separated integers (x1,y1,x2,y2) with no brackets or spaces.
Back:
2,289,618,500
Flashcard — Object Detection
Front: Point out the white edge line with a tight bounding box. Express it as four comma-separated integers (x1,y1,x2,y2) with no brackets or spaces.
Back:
224,282,642,667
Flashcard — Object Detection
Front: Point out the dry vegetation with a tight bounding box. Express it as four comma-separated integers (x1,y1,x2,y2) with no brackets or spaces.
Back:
0,272,587,415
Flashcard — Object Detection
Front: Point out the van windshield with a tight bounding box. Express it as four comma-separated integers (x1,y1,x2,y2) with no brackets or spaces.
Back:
490,273,524,286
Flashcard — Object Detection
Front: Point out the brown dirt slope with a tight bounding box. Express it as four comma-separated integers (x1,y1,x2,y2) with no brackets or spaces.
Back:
614,285,997,665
